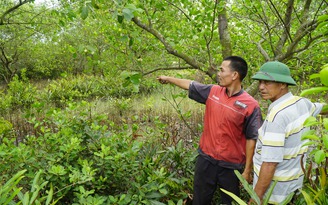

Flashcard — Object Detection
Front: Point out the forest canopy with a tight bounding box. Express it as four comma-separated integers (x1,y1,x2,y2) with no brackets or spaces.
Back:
1,0,327,87
0,0,327,204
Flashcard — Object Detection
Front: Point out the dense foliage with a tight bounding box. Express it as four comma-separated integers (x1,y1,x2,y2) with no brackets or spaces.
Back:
0,98,197,204
0,0,327,204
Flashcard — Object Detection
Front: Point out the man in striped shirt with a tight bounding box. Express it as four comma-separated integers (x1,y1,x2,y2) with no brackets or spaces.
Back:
250,61,323,204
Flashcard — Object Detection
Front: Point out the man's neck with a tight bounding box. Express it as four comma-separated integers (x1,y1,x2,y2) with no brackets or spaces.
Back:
226,84,242,97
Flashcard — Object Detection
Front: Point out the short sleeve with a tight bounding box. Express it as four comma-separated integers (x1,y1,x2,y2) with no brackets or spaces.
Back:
188,81,213,104
244,106,263,140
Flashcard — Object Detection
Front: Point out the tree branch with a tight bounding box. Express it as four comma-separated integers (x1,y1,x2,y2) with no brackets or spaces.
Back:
278,19,318,60
273,0,294,55
254,39,271,61
256,3,276,55
165,0,192,21
279,31,328,61
142,66,197,76
218,0,232,58
131,17,204,72
205,0,219,73
268,0,293,43
0,0,34,25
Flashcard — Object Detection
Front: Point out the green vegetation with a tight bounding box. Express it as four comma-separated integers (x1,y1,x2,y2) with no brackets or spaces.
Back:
1,0,327,204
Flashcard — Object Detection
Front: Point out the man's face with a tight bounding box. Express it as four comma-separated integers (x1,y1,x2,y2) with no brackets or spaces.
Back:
258,80,287,102
218,60,237,87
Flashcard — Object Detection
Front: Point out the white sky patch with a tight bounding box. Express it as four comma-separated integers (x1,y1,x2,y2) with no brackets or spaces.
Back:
34,0,58,7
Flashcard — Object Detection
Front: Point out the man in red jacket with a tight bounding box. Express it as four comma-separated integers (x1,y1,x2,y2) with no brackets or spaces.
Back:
157,56,262,205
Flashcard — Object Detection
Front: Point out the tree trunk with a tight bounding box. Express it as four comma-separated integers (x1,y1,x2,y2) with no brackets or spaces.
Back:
218,0,232,59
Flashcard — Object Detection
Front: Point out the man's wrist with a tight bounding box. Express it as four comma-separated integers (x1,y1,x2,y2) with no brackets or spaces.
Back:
243,167,253,174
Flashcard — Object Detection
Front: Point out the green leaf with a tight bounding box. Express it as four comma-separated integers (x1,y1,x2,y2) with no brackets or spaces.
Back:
122,8,134,21
120,35,129,42
318,14,328,22
301,134,320,141
220,188,247,205
322,104,328,115
81,6,89,20
120,71,130,79
314,150,325,164
233,170,261,204
148,200,166,205
262,180,277,204
2,170,26,191
323,134,328,149
318,167,326,190
309,73,320,80
31,170,42,192
323,118,328,130
318,21,328,29
86,45,96,53
59,20,65,27
117,15,124,23
300,190,313,204
23,192,29,205
5,187,23,205
130,73,141,85
301,141,316,147
45,184,54,205
319,67,328,86
303,116,319,127
300,87,328,97
159,188,168,195
129,37,134,46
301,129,315,139
146,192,162,199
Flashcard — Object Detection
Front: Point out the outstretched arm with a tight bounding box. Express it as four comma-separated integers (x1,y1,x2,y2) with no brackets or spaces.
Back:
157,76,192,90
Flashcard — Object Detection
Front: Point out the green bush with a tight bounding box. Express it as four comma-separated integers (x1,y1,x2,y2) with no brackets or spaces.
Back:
0,73,37,113
0,100,195,204
298,64,328,204
0,169,58,205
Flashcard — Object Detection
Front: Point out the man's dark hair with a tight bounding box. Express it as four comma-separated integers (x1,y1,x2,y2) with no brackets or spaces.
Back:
223,56,248,81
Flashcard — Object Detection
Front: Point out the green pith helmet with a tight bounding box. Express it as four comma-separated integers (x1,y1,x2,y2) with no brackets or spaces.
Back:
252,61,297,85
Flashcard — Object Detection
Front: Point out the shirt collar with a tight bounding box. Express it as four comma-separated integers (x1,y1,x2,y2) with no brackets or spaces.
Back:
224,87,244,97
268,92,293,111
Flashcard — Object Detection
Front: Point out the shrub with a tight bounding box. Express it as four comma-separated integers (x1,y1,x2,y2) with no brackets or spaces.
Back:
298,64,328,204
0,100,196,204
0,169,58,205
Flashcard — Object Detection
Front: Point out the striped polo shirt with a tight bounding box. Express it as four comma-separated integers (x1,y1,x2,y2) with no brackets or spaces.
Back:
253,92,323,204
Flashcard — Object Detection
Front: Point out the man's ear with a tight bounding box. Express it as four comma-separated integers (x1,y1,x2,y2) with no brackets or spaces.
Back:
281,83,288,89
232,71,239,81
